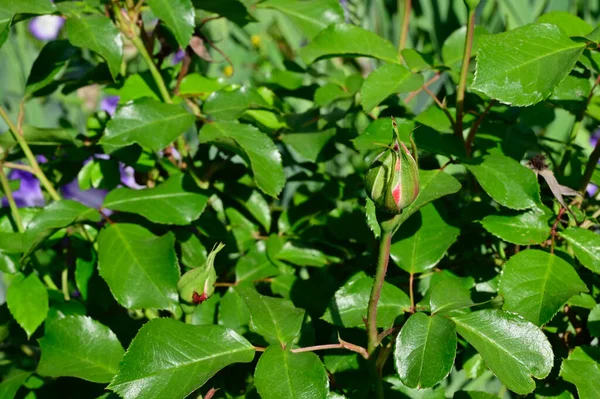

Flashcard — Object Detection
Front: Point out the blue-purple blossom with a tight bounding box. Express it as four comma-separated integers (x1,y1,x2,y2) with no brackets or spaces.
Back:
61,179,108,209
100,96,120,116
172,49,186,65
120,165,145,190
2,169,45,208
28,15,64,41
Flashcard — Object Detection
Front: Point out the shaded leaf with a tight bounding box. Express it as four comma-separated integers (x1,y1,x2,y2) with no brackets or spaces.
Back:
0,370,31,399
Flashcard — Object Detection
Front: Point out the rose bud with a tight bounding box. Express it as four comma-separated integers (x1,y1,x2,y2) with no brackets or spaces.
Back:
364,118,419,214
178,242,225,305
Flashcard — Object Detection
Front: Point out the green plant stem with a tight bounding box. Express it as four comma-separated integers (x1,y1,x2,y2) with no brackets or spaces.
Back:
398,0,411,52
367,230,393,355
130,35,173,104
61,268,70,301
0,107,61,201
0,166,24,233
42,274,59,291
579,137,600,192
455,8,475,142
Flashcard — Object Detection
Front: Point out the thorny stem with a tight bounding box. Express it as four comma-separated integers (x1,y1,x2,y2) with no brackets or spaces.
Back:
398,0,412,52
455,8,476,142
367,230,393,355
409,273,415,312
423,86,456,126
0,107,61,201
550,207,566,254
404,72,441,104
465,100,496,157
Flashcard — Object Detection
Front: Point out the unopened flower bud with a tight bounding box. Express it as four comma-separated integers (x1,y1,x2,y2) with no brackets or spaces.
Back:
364,118,419,214
178,243,225,304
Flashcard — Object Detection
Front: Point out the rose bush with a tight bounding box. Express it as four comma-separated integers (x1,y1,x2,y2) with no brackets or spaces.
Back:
0,0,600,398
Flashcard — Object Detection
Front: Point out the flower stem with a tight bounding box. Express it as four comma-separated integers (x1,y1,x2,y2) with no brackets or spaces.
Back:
130,35,173,104
455,8,476,142
367,230,393,355
0,166,24,233
0,107,61,201
398,0,412,52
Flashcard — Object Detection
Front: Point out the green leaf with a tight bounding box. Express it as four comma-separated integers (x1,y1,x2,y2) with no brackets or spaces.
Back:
26,40,78,95
191,0,254,26
390,203,459,274
299,24,400,65
235,245,279,283
452,309,553,395
65,15,123,79
177,73,224,98
400,49,433,73
203,88,271,120
442,26,488,73
560,347,600,399
499,249,588,325
430,279,474,315
218,288,251,334
397,169,462,225
322,271,410,328
199,122,285,198
314,83,353,107
472,23,585,106
78,157,121,190
282,129,335,164
481,205,551,245
465,155,540,210
37,316,125,383
0,10,11,51
109,319,255,399
394,312,456,388
254,346,328,399
559,227,600,273
147,0,195,49
236,285,304,345
258,0,344,40
0,370,31,399
277,242,337,267
6,273,48,338
104,174,209,225
536,11,593,37
0,125,77,148
97,224,180,310
360,64,423,112
1,0,56,14
589,304,600,337
100,98,195,152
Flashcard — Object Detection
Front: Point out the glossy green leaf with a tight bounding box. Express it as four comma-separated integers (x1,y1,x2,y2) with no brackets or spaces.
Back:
299,24,399,65
0,370,31,399
177,73,223,98
27,200,100,231
38,316,124,383
199,122,285,198
236,285,304,345
481,205,551,245
66,15,123,79
147,0,194,48
109,319,255,399
322,271,410,328
560,227,600,273
536,11,593,37
500,249,588,325
465,155,540,210
430,279,474,315
282,129,335,163
560,346,600,399
472,23,585,106
499,249,588,325
254,346,328,399
259,0,344,40
203,88,271,120
391,203,459,274
235,244,279,283
218,289,251,334
97,224,180,310
452,309,553,395
361,64,423,112
1,0,55,14
6,273,48,338
314,83,352,107
104,174,209,225
400,49,433,73
394,312,456,388
397,169,462,226
277,242,337,267
100,98,195,152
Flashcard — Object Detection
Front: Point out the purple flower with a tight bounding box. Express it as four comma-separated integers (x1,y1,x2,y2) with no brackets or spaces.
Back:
2,169,45,208
29,15,64,41
120,165,145,190
172,49,186,65
61,179,108,209
100,96,120,116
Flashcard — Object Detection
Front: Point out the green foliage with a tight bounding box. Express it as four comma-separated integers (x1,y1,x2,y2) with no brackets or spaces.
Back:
0,0,599,398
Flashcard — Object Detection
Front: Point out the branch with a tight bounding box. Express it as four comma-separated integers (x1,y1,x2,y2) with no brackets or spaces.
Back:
465,100,496,157
455,8,476,142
